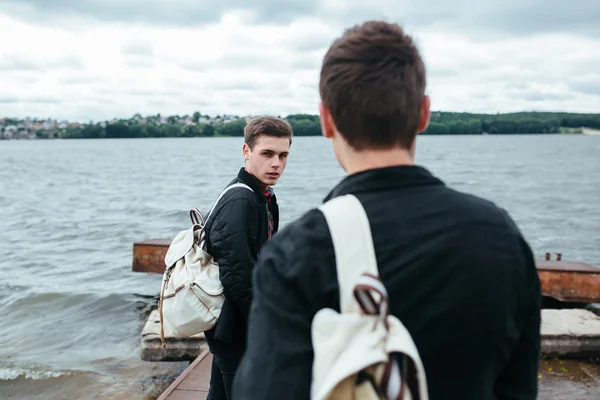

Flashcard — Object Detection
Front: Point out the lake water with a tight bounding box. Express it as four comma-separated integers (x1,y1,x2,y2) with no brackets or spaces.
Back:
1,135,599,399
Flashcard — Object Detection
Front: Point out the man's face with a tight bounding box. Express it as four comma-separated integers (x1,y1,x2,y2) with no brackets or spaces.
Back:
243,134,290,189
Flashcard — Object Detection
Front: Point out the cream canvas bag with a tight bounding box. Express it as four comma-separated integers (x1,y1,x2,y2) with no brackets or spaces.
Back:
311,194,429,400
158,183,252,347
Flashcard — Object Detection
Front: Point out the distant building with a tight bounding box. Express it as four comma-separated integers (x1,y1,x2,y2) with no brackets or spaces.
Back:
4,125,18,139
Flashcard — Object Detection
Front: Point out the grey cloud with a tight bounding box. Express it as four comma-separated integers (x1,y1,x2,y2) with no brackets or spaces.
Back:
485,1,600,37
290,36,333,52
471,92,491,100
94,86,178,97
569,81,600,96
502,82,575,102
428,67,459,79
174,52,292,73
291,56,320,71
86,97,116,105
4,0,599,38
207,80,271,91
123,56,155,68
129,89,181,97
0,54,83,71
0,56,40,71
0,96,61,104
217,53,269,69
155,97,212,109
120,41,155,68
60,75,105,84
171,59,212,73
505,82,531,91
172,52,276,73
2,0,316,26
122,42,154,57
520,92,574,102
339,1,600,38
29,97,63,104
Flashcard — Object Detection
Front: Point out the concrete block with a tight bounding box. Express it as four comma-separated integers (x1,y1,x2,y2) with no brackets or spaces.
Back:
141,309,207,362
541,309,600,357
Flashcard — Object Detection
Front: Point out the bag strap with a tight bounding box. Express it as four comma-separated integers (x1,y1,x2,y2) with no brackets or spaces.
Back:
318,194,379,314
198,182,253,247
206,182,253,222
319,194,409,399
189,182,253,226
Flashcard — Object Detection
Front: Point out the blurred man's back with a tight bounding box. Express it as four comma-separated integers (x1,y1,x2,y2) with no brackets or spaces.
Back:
232,20,541,400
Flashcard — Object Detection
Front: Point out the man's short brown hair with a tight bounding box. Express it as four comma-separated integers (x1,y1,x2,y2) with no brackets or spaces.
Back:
319,20,426,150
244,116,293,149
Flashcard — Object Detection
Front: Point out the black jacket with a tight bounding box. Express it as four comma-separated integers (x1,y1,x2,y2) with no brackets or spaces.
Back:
233,165,541,400
205,167,279,343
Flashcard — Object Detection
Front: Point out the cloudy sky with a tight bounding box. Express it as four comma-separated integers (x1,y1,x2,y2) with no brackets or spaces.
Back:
1,0,599,122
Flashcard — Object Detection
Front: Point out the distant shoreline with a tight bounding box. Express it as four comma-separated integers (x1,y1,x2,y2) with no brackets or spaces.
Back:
1,131,595,141
2,111,600,140
582,128,600,136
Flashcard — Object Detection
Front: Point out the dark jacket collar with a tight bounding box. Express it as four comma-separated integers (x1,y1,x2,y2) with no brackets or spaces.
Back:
236,167,279,232
236,167,273,204
323,165,445,202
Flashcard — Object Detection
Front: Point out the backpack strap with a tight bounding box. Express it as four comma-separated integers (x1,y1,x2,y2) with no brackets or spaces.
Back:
198,182,253,248
319,194,411,400
205,182,253,223
318,194,379,315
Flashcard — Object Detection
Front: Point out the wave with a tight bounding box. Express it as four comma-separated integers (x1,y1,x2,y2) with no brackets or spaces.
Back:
0,365,80,381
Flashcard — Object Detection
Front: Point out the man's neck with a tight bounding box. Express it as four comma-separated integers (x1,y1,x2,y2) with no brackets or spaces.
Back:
244,166,269,192
343,147,414,175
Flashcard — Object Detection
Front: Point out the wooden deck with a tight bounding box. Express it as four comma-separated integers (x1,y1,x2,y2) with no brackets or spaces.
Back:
158,349,213,400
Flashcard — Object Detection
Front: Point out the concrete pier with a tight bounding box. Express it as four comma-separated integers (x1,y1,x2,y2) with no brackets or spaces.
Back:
541,309,600,358
141,309,207,362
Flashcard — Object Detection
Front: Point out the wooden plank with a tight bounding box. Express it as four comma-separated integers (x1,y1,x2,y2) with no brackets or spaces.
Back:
158,349,212,400
160,391,208,400
177,353,212,391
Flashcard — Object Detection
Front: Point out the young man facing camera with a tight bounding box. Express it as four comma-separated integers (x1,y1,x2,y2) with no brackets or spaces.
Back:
203,116,292,400
233,21,541,400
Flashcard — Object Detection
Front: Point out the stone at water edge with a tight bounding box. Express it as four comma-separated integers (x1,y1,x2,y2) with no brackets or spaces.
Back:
541,309,600,357
141,309,207,362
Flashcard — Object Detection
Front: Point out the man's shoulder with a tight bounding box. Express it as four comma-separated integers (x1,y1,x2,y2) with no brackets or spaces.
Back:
205,181,259,230
443,186,521,233
218,179,260,207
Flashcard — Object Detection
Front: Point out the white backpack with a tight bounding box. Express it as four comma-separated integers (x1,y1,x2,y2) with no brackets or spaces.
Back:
311,194,429,400
158,183,253,347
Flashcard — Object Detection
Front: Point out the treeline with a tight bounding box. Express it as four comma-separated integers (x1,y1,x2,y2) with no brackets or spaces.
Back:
422,112,600,135
56,111,600,139
64,120,216,139
284,112,600,136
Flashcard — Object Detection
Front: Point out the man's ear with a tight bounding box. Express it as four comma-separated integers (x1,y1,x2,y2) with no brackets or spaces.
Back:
319,102,335,139
417,94,431,133
242,143,250,161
